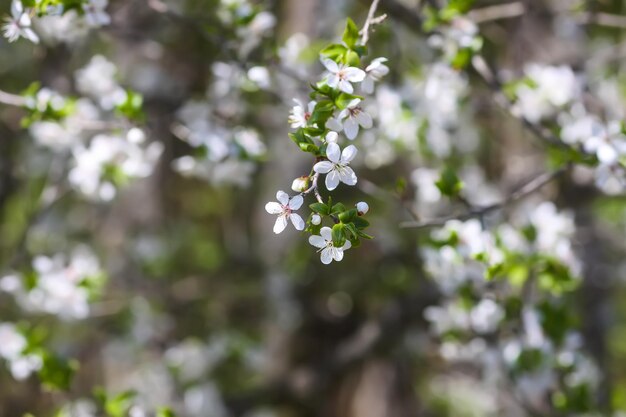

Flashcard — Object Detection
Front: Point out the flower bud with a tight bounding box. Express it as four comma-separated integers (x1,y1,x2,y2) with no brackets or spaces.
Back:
291,176,310,192
311,214,322,225
356,201,369,216
325,131,338,143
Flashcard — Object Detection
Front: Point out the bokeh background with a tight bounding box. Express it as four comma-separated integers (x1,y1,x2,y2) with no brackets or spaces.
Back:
2,0,626,416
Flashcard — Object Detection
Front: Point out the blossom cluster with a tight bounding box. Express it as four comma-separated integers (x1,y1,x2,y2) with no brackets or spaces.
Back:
509,63,626,194
171,62,268,188
24,55,163,201
421,200,593,410
266,18,388,264
1,246,104,320
2,0,110,44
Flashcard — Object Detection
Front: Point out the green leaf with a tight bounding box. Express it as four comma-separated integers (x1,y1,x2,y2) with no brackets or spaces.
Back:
335,92,362,109
332,223,346,247
352,217,370,229
330,203,346,215
451,48,473,70
310,202,330,215
288,130,314,148
39,355,79,391
435,167,464,197
343,50,360,67
156,407,178,417
342,18,360,49
299,143,319,153
338,208,357,223
320,43,348,61
115,90,144,122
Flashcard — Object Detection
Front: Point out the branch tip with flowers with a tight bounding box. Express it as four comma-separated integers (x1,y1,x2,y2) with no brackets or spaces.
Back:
266,2,387,264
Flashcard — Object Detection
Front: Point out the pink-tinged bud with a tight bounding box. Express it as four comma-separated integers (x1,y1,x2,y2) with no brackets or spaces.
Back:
356,201,369,216
291,176,310,192
311,214,322,225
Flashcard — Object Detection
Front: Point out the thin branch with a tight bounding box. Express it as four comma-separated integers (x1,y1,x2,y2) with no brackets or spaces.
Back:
574,11,626,29
468,2,525,23
0,89,26,107
400,167,567,229
360,0,386,45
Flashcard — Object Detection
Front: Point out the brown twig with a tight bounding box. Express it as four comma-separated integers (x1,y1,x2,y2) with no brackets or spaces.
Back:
468,2,526,23
0,89,26,107
400,167,567,228
360,0,386,45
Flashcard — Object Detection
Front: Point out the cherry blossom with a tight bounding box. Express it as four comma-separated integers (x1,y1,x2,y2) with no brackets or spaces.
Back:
313,142,358,191
2,0,39,43
265,191,305,234
356,201,369,215
334,98,373,139
308,227,352,264
289,99,316,129
362,57,389,94
83,0,111,28
321,58,365,94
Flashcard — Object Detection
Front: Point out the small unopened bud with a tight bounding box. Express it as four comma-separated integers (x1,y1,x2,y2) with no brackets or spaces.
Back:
291,176,310,192
356,201,369,216
325,131,338,143
311,214,322,225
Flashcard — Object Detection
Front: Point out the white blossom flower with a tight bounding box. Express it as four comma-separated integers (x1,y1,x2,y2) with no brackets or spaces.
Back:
291,176,309,192
288,99,315,129
356,201,369,215
321,58,365,94
69,133,163,201
265,191,305,234
308,227,352,264
581,121,626,165
335,98,372,139
75,55,126,110
311,214,321,225
10,354,42,380
82,0,111,27
362,57,389,94
2,0,39,43
0,323,26,360
313,142,358,191
514,64,579,123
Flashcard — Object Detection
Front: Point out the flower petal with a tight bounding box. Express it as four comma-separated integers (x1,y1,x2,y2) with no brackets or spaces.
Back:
320,227,332,241
325,170,340,191
288,195,304,210
333,247,344,262
321,58,339,73
344,117,359,140
326,74,340,89
273,216,288,234
342,240,352,251
327,117,343,132
314,161,334,174
320,247,333,264
356,111,372,129
290,213,305,231
309,235,327,248
326,142,341,163
265,202,283,214
341,144,358,163
339,166,357,186
276,190,289,205
338,79,353,94
347,98,361,108
361,77,374,94
344,67,366,82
